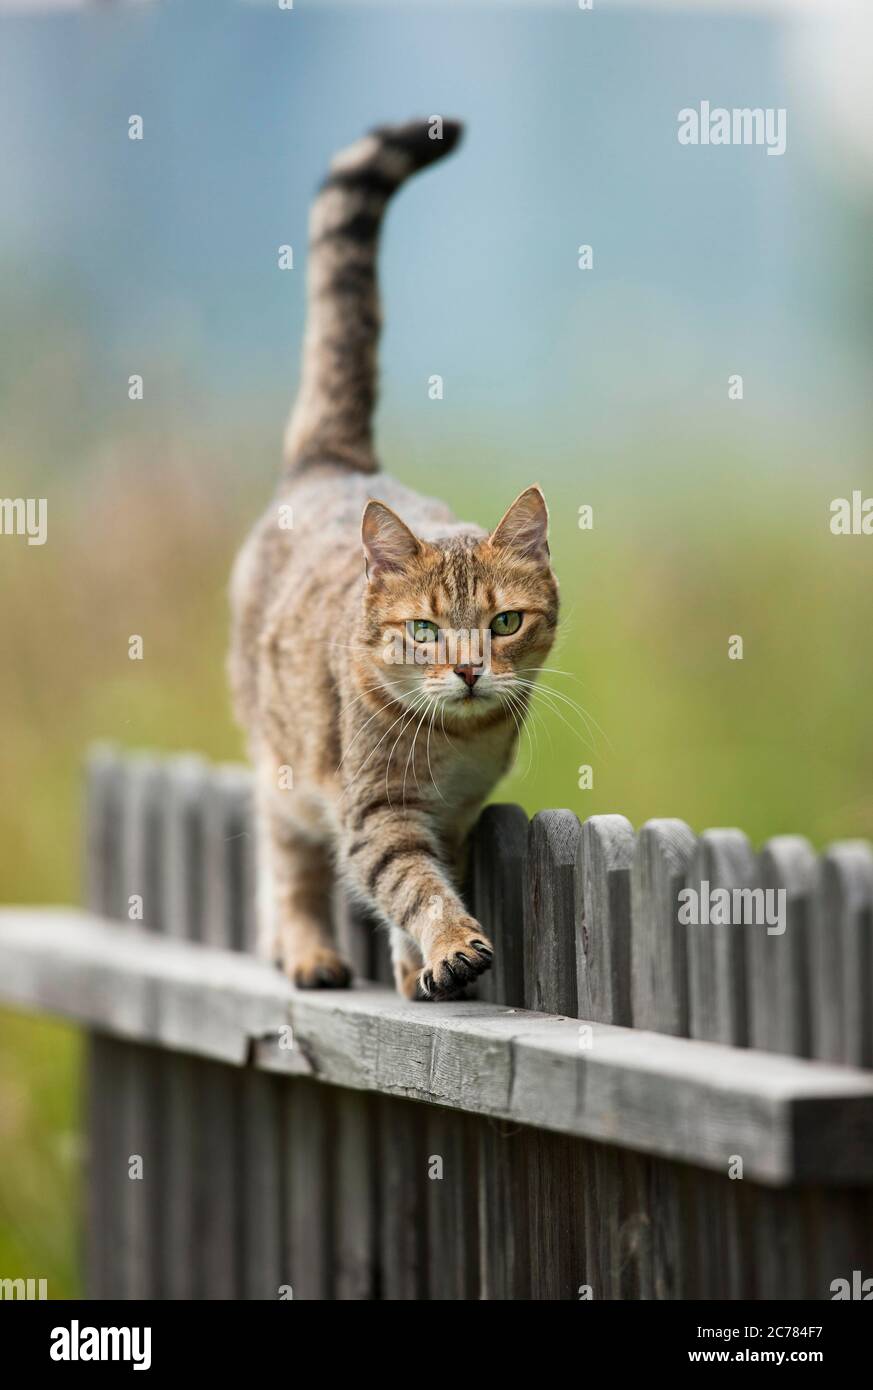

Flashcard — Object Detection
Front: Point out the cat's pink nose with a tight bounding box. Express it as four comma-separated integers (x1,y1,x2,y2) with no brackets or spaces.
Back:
454,665,482,688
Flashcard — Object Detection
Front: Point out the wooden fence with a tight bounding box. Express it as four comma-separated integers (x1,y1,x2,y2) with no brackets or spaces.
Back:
1,746,873,1299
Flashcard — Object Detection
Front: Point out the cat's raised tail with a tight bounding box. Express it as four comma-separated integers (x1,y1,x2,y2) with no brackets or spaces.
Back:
283,117,464,476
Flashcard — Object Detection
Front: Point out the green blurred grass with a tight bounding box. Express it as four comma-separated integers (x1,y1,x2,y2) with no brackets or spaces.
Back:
1,430,871,1294
0,1012,82,1297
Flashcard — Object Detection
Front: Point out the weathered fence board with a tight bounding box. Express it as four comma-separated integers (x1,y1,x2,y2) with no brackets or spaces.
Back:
117,756,166,1300
378,1095,427,1299
84,747,124,1302
242,1071,284,1300
814,841,873,1068
686,829,754,1048
631,818,696,1036
6,747,873,1300
805,843,873,1305
5,907,873,1183
523,811,585,1300
631,820,697,1299
158,757,208,1299
333,1089,377,1300
748,836,816,1058
576,815,644,1298
198,770,247,1299
576,814,634,1028
425,1109,480,1300
685,828,756,1298
472,804,530,1299
284,1078,334,1300
524,811,580,1019
472,803,528,1008
747,838,818,1298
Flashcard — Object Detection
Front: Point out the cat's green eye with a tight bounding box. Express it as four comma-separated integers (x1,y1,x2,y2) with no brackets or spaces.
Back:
490,611,522,637
407,619,440,643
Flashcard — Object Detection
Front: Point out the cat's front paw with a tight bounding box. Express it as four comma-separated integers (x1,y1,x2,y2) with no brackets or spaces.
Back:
418,923,493,1001
285,945,353,990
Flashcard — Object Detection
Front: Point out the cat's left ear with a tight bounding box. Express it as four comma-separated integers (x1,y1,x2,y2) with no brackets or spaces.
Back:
361,499,422,580
489,486,550,565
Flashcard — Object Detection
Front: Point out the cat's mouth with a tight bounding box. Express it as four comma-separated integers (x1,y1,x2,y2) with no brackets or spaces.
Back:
445,683,498,713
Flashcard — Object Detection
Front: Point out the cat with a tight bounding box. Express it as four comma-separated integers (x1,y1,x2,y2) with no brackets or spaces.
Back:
229,118,559,1000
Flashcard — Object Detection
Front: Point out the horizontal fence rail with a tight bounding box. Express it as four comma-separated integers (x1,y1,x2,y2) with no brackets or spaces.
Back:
1,744,872,1300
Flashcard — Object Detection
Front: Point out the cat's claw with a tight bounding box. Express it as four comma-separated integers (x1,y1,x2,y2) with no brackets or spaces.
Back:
417,931,494,1001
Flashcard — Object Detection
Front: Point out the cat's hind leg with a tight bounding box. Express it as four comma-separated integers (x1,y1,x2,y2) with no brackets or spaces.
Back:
258,793,352,988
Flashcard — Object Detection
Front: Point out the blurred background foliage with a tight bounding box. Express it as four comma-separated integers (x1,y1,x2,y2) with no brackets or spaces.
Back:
1,0,872,1295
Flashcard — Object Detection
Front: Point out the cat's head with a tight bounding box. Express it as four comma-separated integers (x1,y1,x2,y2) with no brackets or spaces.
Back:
358,486,558,725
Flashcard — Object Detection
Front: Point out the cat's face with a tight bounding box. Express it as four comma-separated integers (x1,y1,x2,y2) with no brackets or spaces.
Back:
359,487,558,726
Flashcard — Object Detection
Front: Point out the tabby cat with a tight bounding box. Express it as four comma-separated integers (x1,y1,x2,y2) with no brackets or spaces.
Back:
229,118,558,1000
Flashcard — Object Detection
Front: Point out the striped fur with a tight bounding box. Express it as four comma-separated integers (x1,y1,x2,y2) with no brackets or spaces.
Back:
284,118,463,474
230,120,559,999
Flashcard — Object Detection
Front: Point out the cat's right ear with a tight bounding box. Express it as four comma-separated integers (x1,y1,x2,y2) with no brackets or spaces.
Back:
361,500,422,580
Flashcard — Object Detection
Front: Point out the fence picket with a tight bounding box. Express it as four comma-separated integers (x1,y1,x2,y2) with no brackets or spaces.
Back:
748,836,815,1057
685,829,756,1298
154,756,210,1299
282,1078,333,1299
378,1095,427,1299
472,804,528,1007
196,769,245,1298
161,755,208,941
470,805,529,1300
84,747,124,1301
85,746,124,920
202,764,253,953
576,814,634,1026
814,842,873,1067
334,1090,377,1300
631,819,697,1299
242,1072,283,1300
117,757,166,1299
631,819,696,1036
524,811,586,1300
74,748,873,1302
525,810,581,1018
806,843,873,1301
575,815,642,1298
747,837,817,1299
426,1110,480,1300
686,829,753,1047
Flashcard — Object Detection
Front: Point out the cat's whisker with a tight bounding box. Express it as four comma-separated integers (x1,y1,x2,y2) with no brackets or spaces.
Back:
518,665,585,686
341,693,428,799
424,700,447,804
341,681,399,720
526,674,613,748
336,677,417,771
519,687,555,763
341,683,401,723
403,699,433,807
497,677,553,760
509,679,599,754
336,694,397,772
532,685,610,751
495,681,536,771
495,690,534,781
511,673,607,736
402,702,427,799
438,699,462,756
384,694,431,808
